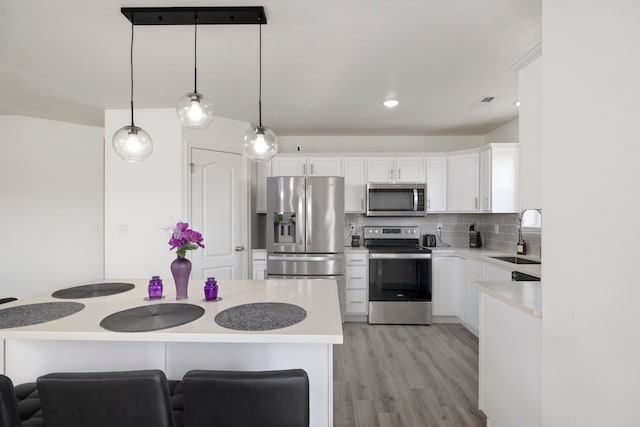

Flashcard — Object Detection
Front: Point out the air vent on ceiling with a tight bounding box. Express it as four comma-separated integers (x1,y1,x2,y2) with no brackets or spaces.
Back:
469,96,496,109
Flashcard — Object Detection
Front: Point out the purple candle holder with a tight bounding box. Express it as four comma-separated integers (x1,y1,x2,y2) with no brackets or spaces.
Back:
148,276,163,299
204,277,218,301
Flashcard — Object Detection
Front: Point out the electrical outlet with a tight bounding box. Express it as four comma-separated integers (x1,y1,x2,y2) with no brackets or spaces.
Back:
436,223,443,231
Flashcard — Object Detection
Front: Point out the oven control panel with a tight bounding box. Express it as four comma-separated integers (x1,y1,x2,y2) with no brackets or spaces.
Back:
363,226,420,239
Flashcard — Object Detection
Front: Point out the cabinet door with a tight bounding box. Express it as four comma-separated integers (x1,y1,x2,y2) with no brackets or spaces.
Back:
447,152,480,212
271,157,306,176
346,266,367,289
485,263,511,282
489,144,519,213
345,290,368,314
464,259,484,336
343,158,366,212
480,149,492,212
255,161,271,213
396,157,425,182
252,263,266,280
366,157,394,182
307,157,342,176
426,156,447,212
433,256,461,316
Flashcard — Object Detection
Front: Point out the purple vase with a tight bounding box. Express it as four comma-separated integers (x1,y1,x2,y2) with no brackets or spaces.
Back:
171,257,192,299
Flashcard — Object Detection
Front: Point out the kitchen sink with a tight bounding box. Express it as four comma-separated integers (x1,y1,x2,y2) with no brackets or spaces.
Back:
490,256,541,265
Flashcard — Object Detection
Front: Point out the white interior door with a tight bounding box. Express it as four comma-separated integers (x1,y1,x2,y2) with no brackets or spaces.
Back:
191,148,247,280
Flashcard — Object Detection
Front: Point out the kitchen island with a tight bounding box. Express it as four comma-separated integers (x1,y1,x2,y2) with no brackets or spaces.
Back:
474,280,542,427
0,279,343,427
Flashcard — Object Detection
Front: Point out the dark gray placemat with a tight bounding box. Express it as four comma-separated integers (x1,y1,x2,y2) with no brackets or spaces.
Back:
0,302,85,329
100,303,205,332
52,282,135,299
214,302,307,331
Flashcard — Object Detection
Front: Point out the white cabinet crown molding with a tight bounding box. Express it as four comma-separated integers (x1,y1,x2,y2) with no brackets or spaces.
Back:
511,41,542,70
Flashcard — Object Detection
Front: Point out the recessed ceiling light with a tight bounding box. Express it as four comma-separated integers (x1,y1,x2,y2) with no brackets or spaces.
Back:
514,100,520,107
383,99,399,108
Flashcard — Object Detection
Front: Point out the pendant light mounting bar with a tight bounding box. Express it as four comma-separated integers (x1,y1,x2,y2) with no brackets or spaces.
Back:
121,7,267,26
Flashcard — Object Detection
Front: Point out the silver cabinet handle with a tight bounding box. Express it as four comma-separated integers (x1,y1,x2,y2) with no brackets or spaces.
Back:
349,301,364,304
235,245,245,252
303,163,307,175
398,169,401,180
474,197,478,209
361,198,364,210
389,169,393,180
349,277,365,280
310,163,314,175
427,198,431,209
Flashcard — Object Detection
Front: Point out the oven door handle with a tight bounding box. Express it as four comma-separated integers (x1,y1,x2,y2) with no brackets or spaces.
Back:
369,253,432,260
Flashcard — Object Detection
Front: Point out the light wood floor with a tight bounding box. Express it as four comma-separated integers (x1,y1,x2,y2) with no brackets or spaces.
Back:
333,323,486,427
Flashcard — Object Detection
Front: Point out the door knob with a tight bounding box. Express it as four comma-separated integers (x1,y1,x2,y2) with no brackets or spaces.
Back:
234,245,245,252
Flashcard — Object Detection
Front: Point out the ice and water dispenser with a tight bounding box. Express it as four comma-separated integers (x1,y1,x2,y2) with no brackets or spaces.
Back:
273,212,297,244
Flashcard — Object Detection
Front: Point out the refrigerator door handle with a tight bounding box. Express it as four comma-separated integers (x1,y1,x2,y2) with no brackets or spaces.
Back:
306,181,313,248
268,255,341,262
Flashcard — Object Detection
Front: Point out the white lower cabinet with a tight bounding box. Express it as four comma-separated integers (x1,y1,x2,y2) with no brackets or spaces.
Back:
345,252,368,316
432,255,464,316
251,250,267,280
435,254,513,336
464,259,484,335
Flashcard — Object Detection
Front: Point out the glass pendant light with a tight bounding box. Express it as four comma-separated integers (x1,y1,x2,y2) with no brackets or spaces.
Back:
176,19,214,128
243,21,278,162
113,20,153,162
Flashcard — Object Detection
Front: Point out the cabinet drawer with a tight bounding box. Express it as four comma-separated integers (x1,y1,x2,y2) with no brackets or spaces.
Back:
345,290,368,314
346,253,367,265
346,266,367,289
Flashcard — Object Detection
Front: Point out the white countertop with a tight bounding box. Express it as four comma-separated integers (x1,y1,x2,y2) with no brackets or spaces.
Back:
473,281,542,318
0,279,344,344
430,246,542,278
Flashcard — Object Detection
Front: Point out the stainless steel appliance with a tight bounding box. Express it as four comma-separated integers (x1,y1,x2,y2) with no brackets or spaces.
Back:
365,226,432,325
266,176,346,318
366,183,426,217
422,234,437,247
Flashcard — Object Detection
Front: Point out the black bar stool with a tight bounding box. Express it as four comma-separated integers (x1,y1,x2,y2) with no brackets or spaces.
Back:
183,369,309,427
37,370,176,427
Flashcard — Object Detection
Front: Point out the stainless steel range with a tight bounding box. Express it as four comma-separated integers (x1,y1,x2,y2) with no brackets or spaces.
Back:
365,226,432,325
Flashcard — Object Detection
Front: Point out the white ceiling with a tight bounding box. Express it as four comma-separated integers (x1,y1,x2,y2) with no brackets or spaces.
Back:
0,0,541,136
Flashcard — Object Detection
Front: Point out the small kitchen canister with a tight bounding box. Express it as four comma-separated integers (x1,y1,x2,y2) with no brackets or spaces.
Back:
148,276,163,299
204,277,218,301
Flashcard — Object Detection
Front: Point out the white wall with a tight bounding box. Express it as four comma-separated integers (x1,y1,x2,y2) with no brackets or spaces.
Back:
104,111,251,281
0,115,103,297
519,56,542,209
278,135,484,153
104,109,183,280
543,3,640,425
484,118,519,144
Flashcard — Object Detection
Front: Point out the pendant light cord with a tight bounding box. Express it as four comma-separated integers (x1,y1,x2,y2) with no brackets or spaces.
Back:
194,18,198,93
129,21,135,127
258,21,262,127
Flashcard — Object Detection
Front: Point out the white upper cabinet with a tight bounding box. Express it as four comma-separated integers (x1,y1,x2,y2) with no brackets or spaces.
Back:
480,143,519,213
425,156,447,212
343,157,366,213
367,157,395,182
447,151,480,212
308,157,342,176
271,156,342,177
255,160,271,213
366,156,424,183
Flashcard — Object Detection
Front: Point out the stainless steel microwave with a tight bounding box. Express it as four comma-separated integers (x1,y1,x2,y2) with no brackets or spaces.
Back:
366,183,426,217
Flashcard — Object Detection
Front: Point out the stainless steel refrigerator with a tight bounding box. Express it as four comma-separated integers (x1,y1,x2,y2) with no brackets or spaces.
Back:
266,176,345,319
